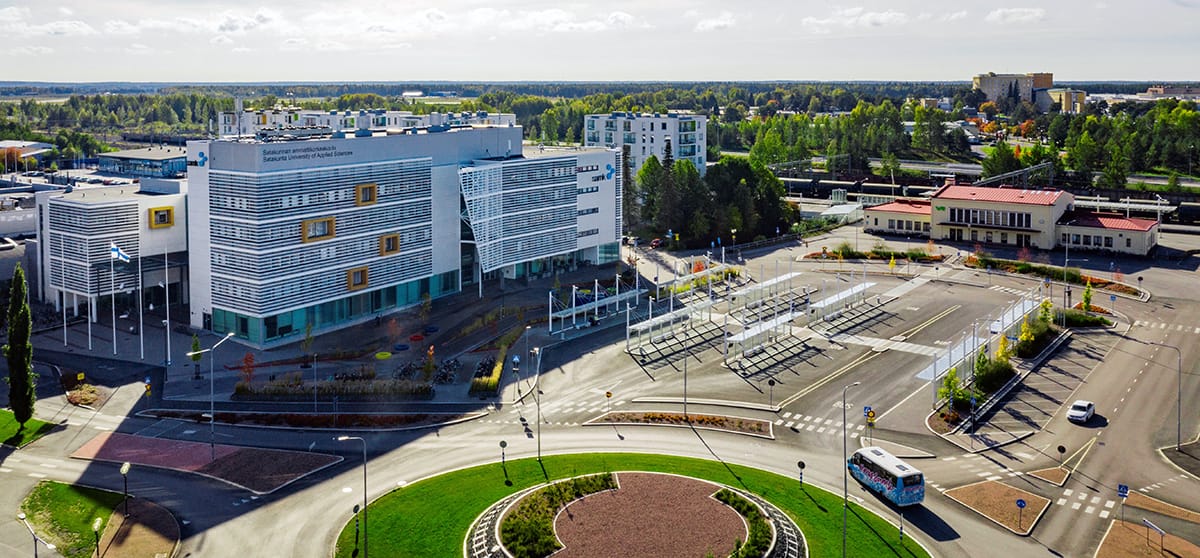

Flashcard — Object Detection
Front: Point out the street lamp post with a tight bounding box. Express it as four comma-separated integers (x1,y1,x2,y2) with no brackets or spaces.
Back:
337,435,368,558
186,331,236,462
842,381,861,558
120,461,131,517
532,346,543,461
93,517,102,558
16,512,57,558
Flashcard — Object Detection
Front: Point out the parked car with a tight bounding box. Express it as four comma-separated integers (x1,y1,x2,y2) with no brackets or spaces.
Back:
649,238,662,249
1067,400,1095,423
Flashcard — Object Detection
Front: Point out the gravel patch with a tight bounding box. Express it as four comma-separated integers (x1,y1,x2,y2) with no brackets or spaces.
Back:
1096,519,1200,558
944,480,1049,534
1027,466,1069,486
553,473,748,558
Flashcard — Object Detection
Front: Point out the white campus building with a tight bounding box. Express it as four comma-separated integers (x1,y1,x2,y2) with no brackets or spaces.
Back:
185,125,620,347
33,124,621,349
583,112,707,177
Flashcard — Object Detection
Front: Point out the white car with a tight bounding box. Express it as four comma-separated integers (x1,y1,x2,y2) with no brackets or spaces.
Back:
1067,400,1095,423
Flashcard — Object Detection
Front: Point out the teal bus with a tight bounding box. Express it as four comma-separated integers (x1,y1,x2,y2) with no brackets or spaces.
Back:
848,446,925,506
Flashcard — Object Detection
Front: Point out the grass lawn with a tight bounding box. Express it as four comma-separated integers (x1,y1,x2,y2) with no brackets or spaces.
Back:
0,408,55,447
334,453,929,558
21,480,124,558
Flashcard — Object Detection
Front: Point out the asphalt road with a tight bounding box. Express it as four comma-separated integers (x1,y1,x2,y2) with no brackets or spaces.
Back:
3,224,1199,558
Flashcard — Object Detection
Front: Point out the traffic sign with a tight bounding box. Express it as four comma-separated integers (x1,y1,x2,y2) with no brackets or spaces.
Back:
77,372,85,382
1118,484,1129,498
1016,499,1026,509
863,406,872,417
1109,294,1117,302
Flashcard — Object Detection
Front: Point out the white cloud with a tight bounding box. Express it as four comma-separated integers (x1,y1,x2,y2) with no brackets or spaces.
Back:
695,12,735,32
57,7,73,16
6,45,53,55
27,20,98,36
942,11,968,22
231,46,253,53
802,7,909,33
316,40,348,51
216,8,280,33
104,20,139,35
0,6,29,22
280,37,308,50
985,8,1046,24
606,11,635,28
210,35,233,45
124,43,153,55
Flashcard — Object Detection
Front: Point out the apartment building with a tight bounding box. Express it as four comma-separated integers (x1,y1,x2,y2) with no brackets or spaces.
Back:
583,112,707,177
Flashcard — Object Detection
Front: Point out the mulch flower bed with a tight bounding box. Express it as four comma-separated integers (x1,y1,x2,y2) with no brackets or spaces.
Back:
1027,466,1070,486
592,411,770,436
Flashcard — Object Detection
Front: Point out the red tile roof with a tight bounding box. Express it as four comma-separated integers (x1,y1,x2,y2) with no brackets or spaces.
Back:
866,200,931,215
1061,211,1158,232
933,185,1068,206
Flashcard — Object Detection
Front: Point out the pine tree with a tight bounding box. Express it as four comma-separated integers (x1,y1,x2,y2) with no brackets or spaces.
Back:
5,264,36,430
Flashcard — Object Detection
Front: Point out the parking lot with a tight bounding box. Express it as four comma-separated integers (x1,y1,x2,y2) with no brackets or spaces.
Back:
974,331,1117,435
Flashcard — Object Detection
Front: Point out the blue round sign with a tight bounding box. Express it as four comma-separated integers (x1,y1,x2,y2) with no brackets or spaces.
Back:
1016,499,1027,509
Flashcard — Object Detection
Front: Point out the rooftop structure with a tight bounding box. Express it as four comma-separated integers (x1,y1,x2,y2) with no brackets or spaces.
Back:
217,108,517,138
98,146,188,178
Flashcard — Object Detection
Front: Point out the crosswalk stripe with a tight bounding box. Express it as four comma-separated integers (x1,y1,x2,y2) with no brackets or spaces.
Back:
1104,501,1115,508
1085,506,1095,514
774,419,784,426
1099,510,1110,519
1056,498,1067,506
786,421,795,428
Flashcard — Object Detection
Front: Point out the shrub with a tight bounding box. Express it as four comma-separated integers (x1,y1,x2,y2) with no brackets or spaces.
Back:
1059,309,1112,328
975,358,1016,394
500,473,617,558
715,489,772,558
470,344,507,395
1015,319,1056,358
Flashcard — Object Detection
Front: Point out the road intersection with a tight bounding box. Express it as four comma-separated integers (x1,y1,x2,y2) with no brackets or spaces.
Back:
3,228,1199,557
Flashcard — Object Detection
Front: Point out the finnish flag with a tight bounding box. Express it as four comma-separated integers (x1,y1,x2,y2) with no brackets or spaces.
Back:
110,242,131,263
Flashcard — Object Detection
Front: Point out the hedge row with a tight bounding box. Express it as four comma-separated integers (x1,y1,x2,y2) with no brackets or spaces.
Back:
499,473,616,558
232,377,434,401
715,489,772,558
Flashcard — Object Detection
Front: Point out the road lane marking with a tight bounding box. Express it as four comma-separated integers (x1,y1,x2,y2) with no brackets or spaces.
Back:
1085,506,1095,514
1105,501,1115,508
1057,498,1067,506
1072,502,1082,510
1100,510,1110,519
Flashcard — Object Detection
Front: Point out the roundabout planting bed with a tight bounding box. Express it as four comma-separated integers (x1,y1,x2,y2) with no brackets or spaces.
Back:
331,453,929,558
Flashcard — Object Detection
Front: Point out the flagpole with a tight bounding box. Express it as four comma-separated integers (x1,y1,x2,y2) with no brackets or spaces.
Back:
164,245,171,366
138,247,144,360
111,246,117,356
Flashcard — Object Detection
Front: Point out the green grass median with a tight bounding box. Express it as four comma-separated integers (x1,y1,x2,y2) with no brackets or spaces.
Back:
20,481,123,558
334,452,929,558
0,408,55,447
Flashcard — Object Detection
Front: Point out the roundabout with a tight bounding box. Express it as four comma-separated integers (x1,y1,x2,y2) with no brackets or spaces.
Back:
332,452,928,558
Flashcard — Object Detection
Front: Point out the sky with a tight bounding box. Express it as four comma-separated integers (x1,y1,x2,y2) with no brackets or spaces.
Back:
2,0,1199,83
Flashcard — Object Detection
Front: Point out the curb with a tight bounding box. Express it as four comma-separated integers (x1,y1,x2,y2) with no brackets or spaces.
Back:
133,409,489,433
630,397,779,413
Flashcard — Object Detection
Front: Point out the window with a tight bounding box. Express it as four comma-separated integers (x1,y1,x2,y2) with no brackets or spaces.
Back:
577,207,599,216
1126,238,1132,248
1001,232,1008,244
1104,237,1113,248
347,266,369,291
888,219,895,229
586,120,595,130
149,207,174,229
577,228,599,237
301,217,336,242
923,222,930,232
356,183,377,206
379,234,401,256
